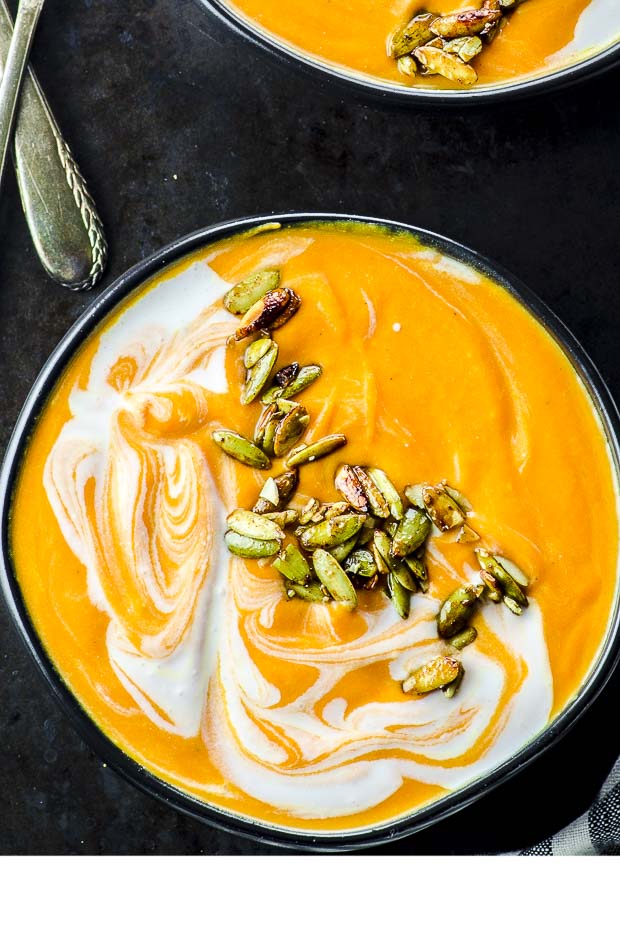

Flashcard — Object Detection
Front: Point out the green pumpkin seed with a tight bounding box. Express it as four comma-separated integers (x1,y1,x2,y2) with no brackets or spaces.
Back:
413,45,478,86
274,469,299,505
442,484,472,514
456,524,479,543
397,54,418,77
430,8,500,39
480,569,503,603
495,556,529,587
354,467,390,518
224,269,280,315
285,434,347,467
443,36,483,62
259,476,279,507
475,548,528,612
389,12,437,58
437,583,484,639
391,508,432,558
300,498,320,524
224,531,280,559
286,581,329,603
262,364,322,404
273,404,310,457
403,656,462,694
367,468,404,520
405,554,429,592
212,430,271,469
273,544,311,584
312,549,357,609
335,464,368,512
404,484,425,510
241,343,279,405
372,530,417,591
254,404,280,450
261,510,299,528
227,508,284,541
244,337,275,369
442,665,465,698
328,536,360,564
344,549,378,579
273,362,299,388
386,573,411,620
323,502,351,520
449,625,477,650
421,483,465,531
299,514,365,550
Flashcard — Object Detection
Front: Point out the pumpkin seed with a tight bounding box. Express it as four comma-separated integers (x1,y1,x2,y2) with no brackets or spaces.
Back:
456,523,480,543
397,55,418,77
312,549,357,609
480,569,503,603
404,483,425,510
367,468,404,520
261,509,299,528
285,434,347,467
244,337,274,369
328,536,360,564
254,404,280,450
354,467,390,518
403,656,462,694
287,581,329,602
430,8,500,39
344,549,377,579
212,429,271,469
386,573,411,620
274,468,299,505
442,483,472,514
422,483,465,531
323,502,351,520
495,556,529,587
274,362,299,388
391,507,432,558
224,530,280,559
443,36,483,62
373,530,417,591
224,269,280,315
437,583,484,639
258,476,279,508
300,498,320,524
442,665,464,698
299,514,365,550
273,404,310,457
449,625,477,650
241,343,279,405
227,508,284,542
413,45,478,85
273,544,311,584
405,554,429,592
389,12,437,58
475,548,528,612
234,287,301,341
335,464,369,512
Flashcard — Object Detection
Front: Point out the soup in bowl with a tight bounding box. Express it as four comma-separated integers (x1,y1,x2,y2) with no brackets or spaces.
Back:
3,215,620,848
202,0,620,99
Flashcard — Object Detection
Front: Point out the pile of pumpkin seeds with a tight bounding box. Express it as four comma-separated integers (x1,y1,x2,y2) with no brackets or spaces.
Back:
213,267,532,701
388,0,527,87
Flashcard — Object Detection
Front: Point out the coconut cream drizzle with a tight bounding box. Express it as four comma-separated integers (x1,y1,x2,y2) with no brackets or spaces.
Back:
43,246,553,824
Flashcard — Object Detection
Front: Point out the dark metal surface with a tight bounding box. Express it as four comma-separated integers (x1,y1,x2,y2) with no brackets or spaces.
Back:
1,0,620,855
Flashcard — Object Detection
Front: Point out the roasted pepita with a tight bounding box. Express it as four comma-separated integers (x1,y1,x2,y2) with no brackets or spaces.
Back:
287,581,329,602
273,404,310,457
261,509,299,528
430,8,501,39
389,12,437,58
262,364,322,404
354,467,390,518
421,483,466,531
233,287,301,341
328,536,360,564
443,36,483,61
397,55,418,77
391,507,431,558
402,656,462,694
442,665,464,698
367,468,404,520
437,583,484,639
475,548,528,613
227,508,284,542
274,362,299,388
224,269,280,315
285,434,347,467
299,514,365,550
335,464,369,512
413,45,478,85
300,498,320,524
244,336,275,369
386,573,411,619
273,544,311,584
344,549,378,579
312,549,357,609
212,429,271,469
224,530,280,559
241,342,279,405
449,625,478,650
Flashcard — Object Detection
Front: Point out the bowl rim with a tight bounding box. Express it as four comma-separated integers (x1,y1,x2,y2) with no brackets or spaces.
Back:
2,211,620,853
196,0,620,105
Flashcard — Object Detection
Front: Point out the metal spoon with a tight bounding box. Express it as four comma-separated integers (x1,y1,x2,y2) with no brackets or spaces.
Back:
0,0,106,290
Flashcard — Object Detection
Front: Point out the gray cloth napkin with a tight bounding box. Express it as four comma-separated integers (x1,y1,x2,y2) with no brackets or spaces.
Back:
516,757,620,855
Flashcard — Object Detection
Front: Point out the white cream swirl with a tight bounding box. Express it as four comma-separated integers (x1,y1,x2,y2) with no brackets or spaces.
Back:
44,250,553,825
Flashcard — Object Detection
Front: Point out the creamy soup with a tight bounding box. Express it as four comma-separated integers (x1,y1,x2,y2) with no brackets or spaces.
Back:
10,222,619,834
219,0,619,90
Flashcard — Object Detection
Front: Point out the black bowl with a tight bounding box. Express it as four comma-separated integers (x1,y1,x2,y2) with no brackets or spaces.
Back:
2,213,620,852
197,0,620,106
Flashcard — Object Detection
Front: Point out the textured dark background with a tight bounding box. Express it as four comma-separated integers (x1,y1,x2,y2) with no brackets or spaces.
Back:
1,0,620,855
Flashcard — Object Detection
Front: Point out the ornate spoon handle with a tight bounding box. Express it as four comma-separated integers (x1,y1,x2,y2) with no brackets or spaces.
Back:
0,0,107,290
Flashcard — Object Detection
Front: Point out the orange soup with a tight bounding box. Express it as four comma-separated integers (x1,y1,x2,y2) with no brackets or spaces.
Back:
222,0,617,90
10,222,619,834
